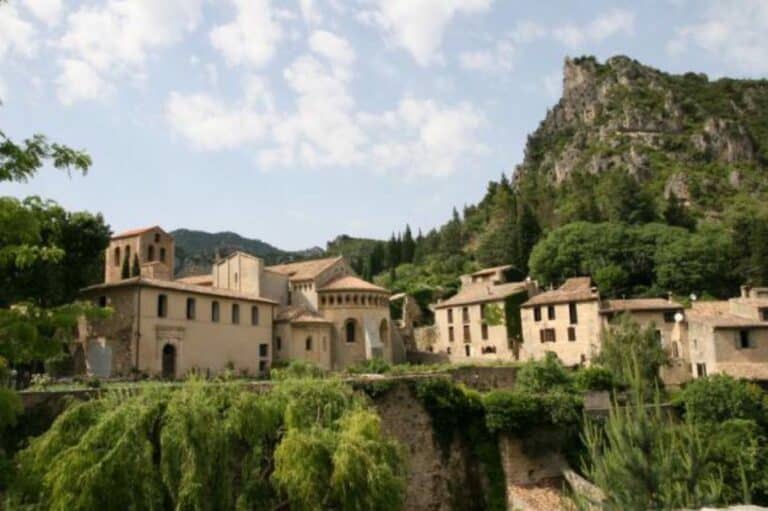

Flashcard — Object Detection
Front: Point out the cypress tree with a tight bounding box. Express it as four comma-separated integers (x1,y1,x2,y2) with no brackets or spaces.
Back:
516,202,540,272
131,254,141,277
402,225,415,263
121,253,130,279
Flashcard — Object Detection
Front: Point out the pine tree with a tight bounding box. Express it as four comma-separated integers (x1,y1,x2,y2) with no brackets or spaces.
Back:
439,208,464,256
402,225,415,264
516,202,540,272
131,254,141,277
748,218,768,286
121,253,130,279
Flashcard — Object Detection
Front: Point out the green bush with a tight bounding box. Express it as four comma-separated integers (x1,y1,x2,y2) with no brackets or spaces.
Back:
677,374,768,427
270,360,326,380
483,390,582,434
515,352,572,393
346,358,392,375
573,366,615,392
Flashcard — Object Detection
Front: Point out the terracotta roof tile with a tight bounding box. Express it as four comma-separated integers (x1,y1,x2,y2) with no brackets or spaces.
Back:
470,264,514,276
175,275,214,286
686,302,768,328
318,275,389,293
266,256,343,281
275,306,332,324
434,282,528,309
522,277,598,307
601,298,683,313
112,226,164,240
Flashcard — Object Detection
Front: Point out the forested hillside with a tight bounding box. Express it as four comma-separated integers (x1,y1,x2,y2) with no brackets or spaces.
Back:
374,55,768,306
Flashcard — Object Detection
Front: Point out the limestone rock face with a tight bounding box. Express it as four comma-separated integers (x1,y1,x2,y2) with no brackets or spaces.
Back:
512,55,768,214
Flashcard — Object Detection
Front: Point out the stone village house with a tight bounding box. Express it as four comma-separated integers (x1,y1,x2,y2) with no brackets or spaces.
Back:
77,226,396,378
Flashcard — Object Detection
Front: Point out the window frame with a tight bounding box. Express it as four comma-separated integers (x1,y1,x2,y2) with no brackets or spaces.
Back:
211,301,220,322
232,303,240,325
547,305,556,320
157,294,168,318
534,306,541,322
251,305,259,325
186,297,196,320
567,326,576,342
568,302,578,324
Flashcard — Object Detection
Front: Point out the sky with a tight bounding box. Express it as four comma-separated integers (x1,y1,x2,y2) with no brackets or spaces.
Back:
1,0,767,250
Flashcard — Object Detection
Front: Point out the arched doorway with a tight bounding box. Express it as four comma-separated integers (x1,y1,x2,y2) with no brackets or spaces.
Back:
162,344,176,379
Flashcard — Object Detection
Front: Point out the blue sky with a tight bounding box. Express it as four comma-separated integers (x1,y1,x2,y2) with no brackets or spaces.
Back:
1,0,766,250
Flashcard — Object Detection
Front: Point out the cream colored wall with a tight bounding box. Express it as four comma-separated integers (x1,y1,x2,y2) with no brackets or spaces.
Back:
319,294,392,370
290,280,318,310
136,287,273,377
213,253,263,295
729,299,768,321
280,323,334,370
433,301,516,363
261,270,289,305
687,321,716,377
521,301,601,366
105,229,173,283
316,259,354,287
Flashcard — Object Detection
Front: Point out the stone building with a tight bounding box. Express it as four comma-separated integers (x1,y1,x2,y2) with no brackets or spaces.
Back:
520,277,684,372
681,286,768,380
77,226,394,378
430,265,538,362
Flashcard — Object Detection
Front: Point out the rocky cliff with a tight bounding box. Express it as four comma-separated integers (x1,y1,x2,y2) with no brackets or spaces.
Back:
514,55,768,222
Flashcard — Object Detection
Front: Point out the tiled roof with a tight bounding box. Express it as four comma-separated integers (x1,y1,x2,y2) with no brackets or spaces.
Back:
112,226,164,240
434,281,528,309
266,256,343,281
175,275,214,286
686,302,768,329
601,298,683,313
81,277,278,305
470,264,514,276
275,306,332,324
522,277,598,307
716,363,768,380
318,275,389,293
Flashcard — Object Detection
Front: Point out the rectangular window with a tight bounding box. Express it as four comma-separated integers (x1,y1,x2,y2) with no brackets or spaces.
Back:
547,305,556,320
464,344,471,357
696,363,707,377
447,309,453,324
568,303,578,324
762,309,768,321
539,328,556,343
480,304,486,319
276,337,282,351
462,307,470,323
738,330,752,349
481,323,489,340
258,360,267,373
448,326,454,342
463,324,471,342
98,296,107,308
186,298,196,320
534,306,541,322
157,294,167,318
212,301,220,322
251,306,259,325
568,327,576,342
259,343,268,357
664,311,677,323
232,304,240,324
305,337,313,351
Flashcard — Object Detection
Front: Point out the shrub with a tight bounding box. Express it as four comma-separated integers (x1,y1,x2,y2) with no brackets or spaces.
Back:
677,374,768,427
483,390,582,434
573,366,615,392
346,358,392,375
515,352,572,393
270,360,326,381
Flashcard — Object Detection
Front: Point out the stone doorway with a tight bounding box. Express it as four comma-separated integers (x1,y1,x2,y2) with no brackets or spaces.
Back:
162,344,177,379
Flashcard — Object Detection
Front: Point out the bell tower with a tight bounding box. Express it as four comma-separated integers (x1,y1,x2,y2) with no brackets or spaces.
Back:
105,226,175,283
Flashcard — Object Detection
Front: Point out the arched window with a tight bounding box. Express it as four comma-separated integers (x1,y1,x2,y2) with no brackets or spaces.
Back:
305,336,313,351
320,296,326,306
114,246,121,266
157,294,168,318
251,305,259,325
186,297,196,319
232,304,240,324
212,301,220,322
160,247,166,263
345,319,356,343
125,245,131,263
353,295,358,304
379,319,389,345
147,245,155,262
155,233,161,243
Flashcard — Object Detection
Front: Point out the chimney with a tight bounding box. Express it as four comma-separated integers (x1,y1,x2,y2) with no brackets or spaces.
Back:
741,285,751,298
667,291,673,303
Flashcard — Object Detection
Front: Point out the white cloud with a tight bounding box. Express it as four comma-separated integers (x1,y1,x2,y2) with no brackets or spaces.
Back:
552,9,635,48
56,0,203,103
0,4,38,58
309,30,356,67
361,0,492,66
22,0,63,26
667,0,768,74
210,0,282,68
56,59,112,105
458,38,514,72
299,0,322,25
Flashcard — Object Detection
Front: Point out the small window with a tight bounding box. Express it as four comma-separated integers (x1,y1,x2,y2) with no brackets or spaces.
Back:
448,326,455,342
539,328,555,343
696,363,707,377
547,305,555,320
447,309,454,324
147,245,155,262
346,320,356,343
251,306,259,325
98,296,108,308
664,311,676,323
738,330,752,349
329,296,335,305
186,297,196,320
534,307,541,322
114,247,121,266
212,301,220,322
232,304,240,324
157,294,168,318
321,296,326,306
305,336,313,351
154,233,160,243
568,303,578,324
259,360,267,373
463,324,471,342
568,327,576,342
160,247,166,263
481,323,489,340
462,307,469,323
464,344,471,357
480,304,486,319
762,309,768,321
259,343,268,357
276,336,282,351
446,346,451,355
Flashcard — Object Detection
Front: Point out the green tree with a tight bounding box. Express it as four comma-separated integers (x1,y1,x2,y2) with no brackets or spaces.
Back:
516,202,540,272
121,251,130,279
677,374,768,427
131,253,140,277
401,225,415,264
663,192,696,230
439,208,464,256
595,169,656,224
